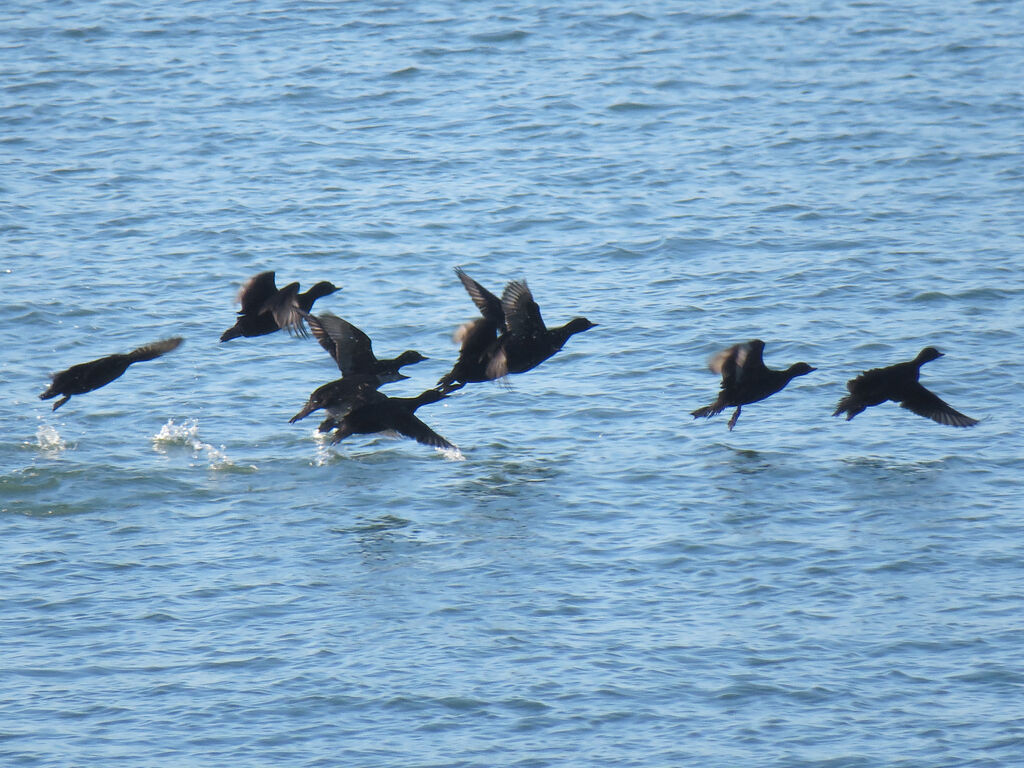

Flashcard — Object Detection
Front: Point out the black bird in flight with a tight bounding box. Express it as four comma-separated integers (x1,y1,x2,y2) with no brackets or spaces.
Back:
220,271,338,341
833,346,978,427
40,337,184,411
692,339,815,430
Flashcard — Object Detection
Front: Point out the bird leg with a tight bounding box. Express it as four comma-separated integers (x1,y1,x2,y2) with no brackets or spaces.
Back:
727,406,741,431
329,426,354,445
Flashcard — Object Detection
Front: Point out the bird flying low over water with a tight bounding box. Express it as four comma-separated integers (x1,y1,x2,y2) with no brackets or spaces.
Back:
303,311,427,384
833,346,978,427
322,387,456,452
691,339,815,430
437,268,595,392
437,268,507,392
220,271,338,341
40,337,184,411
289,311,428,427
289,376,382,429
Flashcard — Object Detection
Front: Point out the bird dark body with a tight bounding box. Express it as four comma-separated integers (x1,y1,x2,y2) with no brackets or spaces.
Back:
40,337,184,411
691,339,815,430
833,347,978,427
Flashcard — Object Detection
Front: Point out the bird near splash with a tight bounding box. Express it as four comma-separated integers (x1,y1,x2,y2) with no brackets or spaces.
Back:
219,271,338,341
833,347,978,427
289,311,427,428
40,337,184,411
691,339,815,430
323,386,456,453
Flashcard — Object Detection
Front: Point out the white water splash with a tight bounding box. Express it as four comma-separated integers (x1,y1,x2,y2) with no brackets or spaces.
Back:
152,419,237,469
35,424,66,453
309,428,341,466
439,445,465,461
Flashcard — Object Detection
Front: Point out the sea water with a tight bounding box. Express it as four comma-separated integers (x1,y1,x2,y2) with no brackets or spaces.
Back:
2,1,1023,765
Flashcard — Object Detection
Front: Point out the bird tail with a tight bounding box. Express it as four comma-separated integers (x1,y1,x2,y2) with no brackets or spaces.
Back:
691,401,725,419
289,402,316,424
414,388,448,409
128,337,184,363
832,395,863,421
329,425,353,444
436,370,465,394
219,326,241,342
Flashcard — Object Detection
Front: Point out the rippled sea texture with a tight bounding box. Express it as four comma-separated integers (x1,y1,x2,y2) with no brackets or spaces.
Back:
2,1,1023,765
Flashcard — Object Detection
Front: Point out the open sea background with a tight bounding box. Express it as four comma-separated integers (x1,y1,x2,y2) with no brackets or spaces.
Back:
2,1,1022,765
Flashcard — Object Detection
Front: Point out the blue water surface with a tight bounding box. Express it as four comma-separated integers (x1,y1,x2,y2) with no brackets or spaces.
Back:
2,1,1023,766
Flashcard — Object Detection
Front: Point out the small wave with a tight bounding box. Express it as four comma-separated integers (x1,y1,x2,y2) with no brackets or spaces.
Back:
469,29,529,43
608,101,664,112
151,419,238,470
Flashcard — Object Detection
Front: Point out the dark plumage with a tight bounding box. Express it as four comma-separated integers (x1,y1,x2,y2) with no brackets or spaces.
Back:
325,387,456,452
220,271,338,341
437,268,506,392
691,339,815,430
453,267,508,334
40,337,184,411
289,376,380,426
289,312,427,426
304,312,427,383
437,269,595,392
833,346,978,427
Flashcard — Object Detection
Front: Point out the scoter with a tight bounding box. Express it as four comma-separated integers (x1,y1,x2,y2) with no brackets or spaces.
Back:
40,337,184,411
324,387,455,452
438,269,595,391
304,311,426,383
290,312,427,426
691,339,815,430
832,346,978,427
220,271,338,341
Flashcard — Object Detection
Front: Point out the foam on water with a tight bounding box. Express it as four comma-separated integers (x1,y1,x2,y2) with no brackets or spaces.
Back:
438,445,465,462
2,0,1023,765
34,424,67,454
310,429,336,467
151,418,238,470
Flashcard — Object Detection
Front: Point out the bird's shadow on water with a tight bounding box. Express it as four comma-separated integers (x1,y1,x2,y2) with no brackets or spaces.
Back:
455,453,562,500
700,442,794,477
835,454,954,502
721,446,775,475
322,449,565,569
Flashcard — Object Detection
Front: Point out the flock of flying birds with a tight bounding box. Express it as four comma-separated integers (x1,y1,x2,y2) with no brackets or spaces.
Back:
39,267,978,453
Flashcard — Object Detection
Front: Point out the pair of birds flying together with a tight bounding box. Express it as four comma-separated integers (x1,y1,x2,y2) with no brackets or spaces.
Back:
38,269,978,448
436,268,597,392
691,340,978,430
